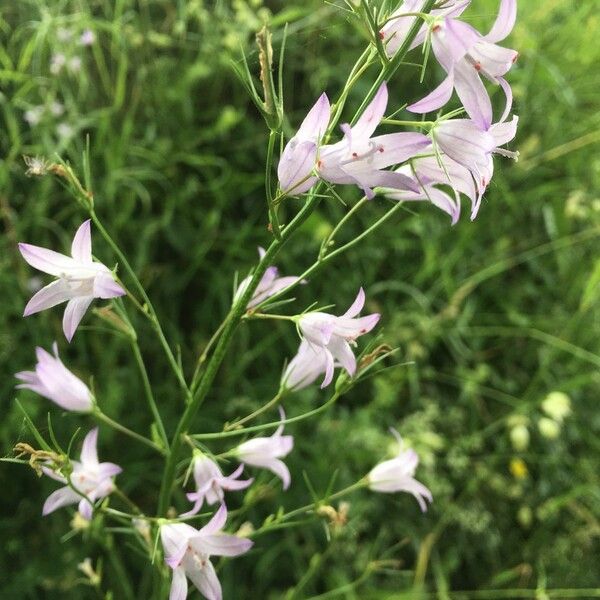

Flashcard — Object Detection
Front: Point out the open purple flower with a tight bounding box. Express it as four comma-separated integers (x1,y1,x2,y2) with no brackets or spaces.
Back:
277,92,331,195
317,83,429,198
297,288,380,387
367,429,432,511
235,410,294,489
234,247,303,309
18,220,125,341
182,454,253,517
408,0,518,129
281,339,333,391
380,0,470,58
161,504,253,600
42,427,122,520
385,150,479,224
15,342,93,412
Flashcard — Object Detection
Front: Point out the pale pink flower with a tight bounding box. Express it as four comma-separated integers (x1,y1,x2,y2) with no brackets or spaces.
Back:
42,428,122,520
281,339,332,391
15,342,93,412
380,0,470,57
277,92,331,195
161,504,253,600
317,83,428,198
80,29,96,46
408,0,518,129
183,454,253,517
367,430,432,511
18,220,125,342
235,410,294,489
234,247,303,309
297,288,380,387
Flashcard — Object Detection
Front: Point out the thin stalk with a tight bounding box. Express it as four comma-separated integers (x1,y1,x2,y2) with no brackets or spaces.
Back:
90,209,190,396
130,340,170,450
190,317,230,392
225,391,285,431
266,129,282,239
157,190,322,515
94,409,165,455
192,392,341,441
319,196,368,259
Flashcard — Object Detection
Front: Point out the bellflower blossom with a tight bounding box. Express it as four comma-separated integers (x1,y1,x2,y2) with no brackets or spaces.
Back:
234,247,303,309
277,92,330,195
235,410,294,489
408,0,518,129
298,288,380,387
281,339,333,391
42,428,122,520
380,0,470,58
161,504,253,600
183,454,253,517
18,220,125,341
367,430,432,511
317,83,429,199
15,342,93,412
431,114,518,217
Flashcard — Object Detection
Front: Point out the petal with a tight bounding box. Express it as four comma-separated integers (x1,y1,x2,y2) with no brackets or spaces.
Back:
491,114,519,147
296,92,330,142
370,132,430,169
98,462,123,478
277,140,318,195
497,77,514,124
63,296,94,342
78,497,94,521
18,243,80,277
426,188,461,225
327,336,356,376
93,271,125,299
23,279,72,316
452,61,493,130
352,83,387,140
80,427,99,465
485,0,517,44
187,559,222,600
407,73,455,115
169,567,188,600
266,458,291,490
191,533,253,558
431,19,480,71
42,486,80,515
200,503,227,536
71,220,92,262
161,523,197,568
343,288,364,318
320,348,336,389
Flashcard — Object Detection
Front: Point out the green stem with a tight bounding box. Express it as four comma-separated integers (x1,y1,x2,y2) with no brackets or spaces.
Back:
190,317,230,392
192,392,341,441
94,409,165,455
130,340,170,450
319,196,368,259
351,0,437,125
157,190,322,515
89,209,190,396
266,129,282,239
381,119,433,127
225,390,285,431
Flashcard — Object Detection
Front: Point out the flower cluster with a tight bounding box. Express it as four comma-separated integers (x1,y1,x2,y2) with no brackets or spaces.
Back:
278,0,518,223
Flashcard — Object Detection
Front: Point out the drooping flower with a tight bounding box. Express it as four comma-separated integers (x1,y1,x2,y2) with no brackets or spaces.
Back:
385,145,479,223
18,220,125,342
281,339,333,391
183,453,253,517
161,504,253,600
15,342,93,412
429,114,518,218
380,0,471,58
297,288,380,387
367,429,432,511
277,92,331,195
235,410,294,489
408,0,518,129
42,428,122,520
317,83,429,198
234,247,303,309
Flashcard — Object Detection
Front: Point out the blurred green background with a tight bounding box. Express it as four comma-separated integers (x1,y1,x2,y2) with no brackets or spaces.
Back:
1,0,599,597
